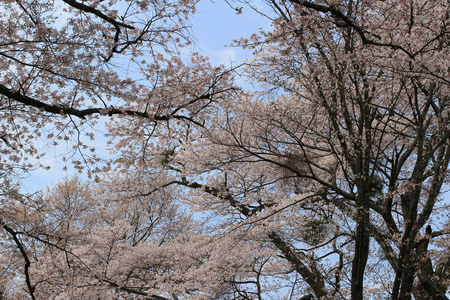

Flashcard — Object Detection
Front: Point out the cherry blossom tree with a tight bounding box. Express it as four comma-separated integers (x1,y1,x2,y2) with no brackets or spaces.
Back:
1,0,450,299
1,175,279,299
0,0,235,177
123,0,449,298
0,0,239,298
183,0,450,299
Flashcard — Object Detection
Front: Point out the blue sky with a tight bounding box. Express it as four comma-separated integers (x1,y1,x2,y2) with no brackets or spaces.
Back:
189,0,271,66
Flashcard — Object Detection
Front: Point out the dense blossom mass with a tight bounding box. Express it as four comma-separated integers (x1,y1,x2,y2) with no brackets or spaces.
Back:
0,0,449,299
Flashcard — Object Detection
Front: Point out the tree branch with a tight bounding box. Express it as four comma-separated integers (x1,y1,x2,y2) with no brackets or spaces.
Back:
62,0,134,30
289,0,415,59
1,222,36,300
0,83,210,125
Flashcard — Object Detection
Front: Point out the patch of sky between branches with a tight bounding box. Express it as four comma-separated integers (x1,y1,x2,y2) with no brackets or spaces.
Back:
189,0,272,89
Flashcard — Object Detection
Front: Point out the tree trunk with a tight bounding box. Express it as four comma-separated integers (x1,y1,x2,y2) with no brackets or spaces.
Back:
351,206,370,300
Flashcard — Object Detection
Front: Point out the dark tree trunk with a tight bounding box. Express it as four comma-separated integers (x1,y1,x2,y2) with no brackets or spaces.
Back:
351,205,370,300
